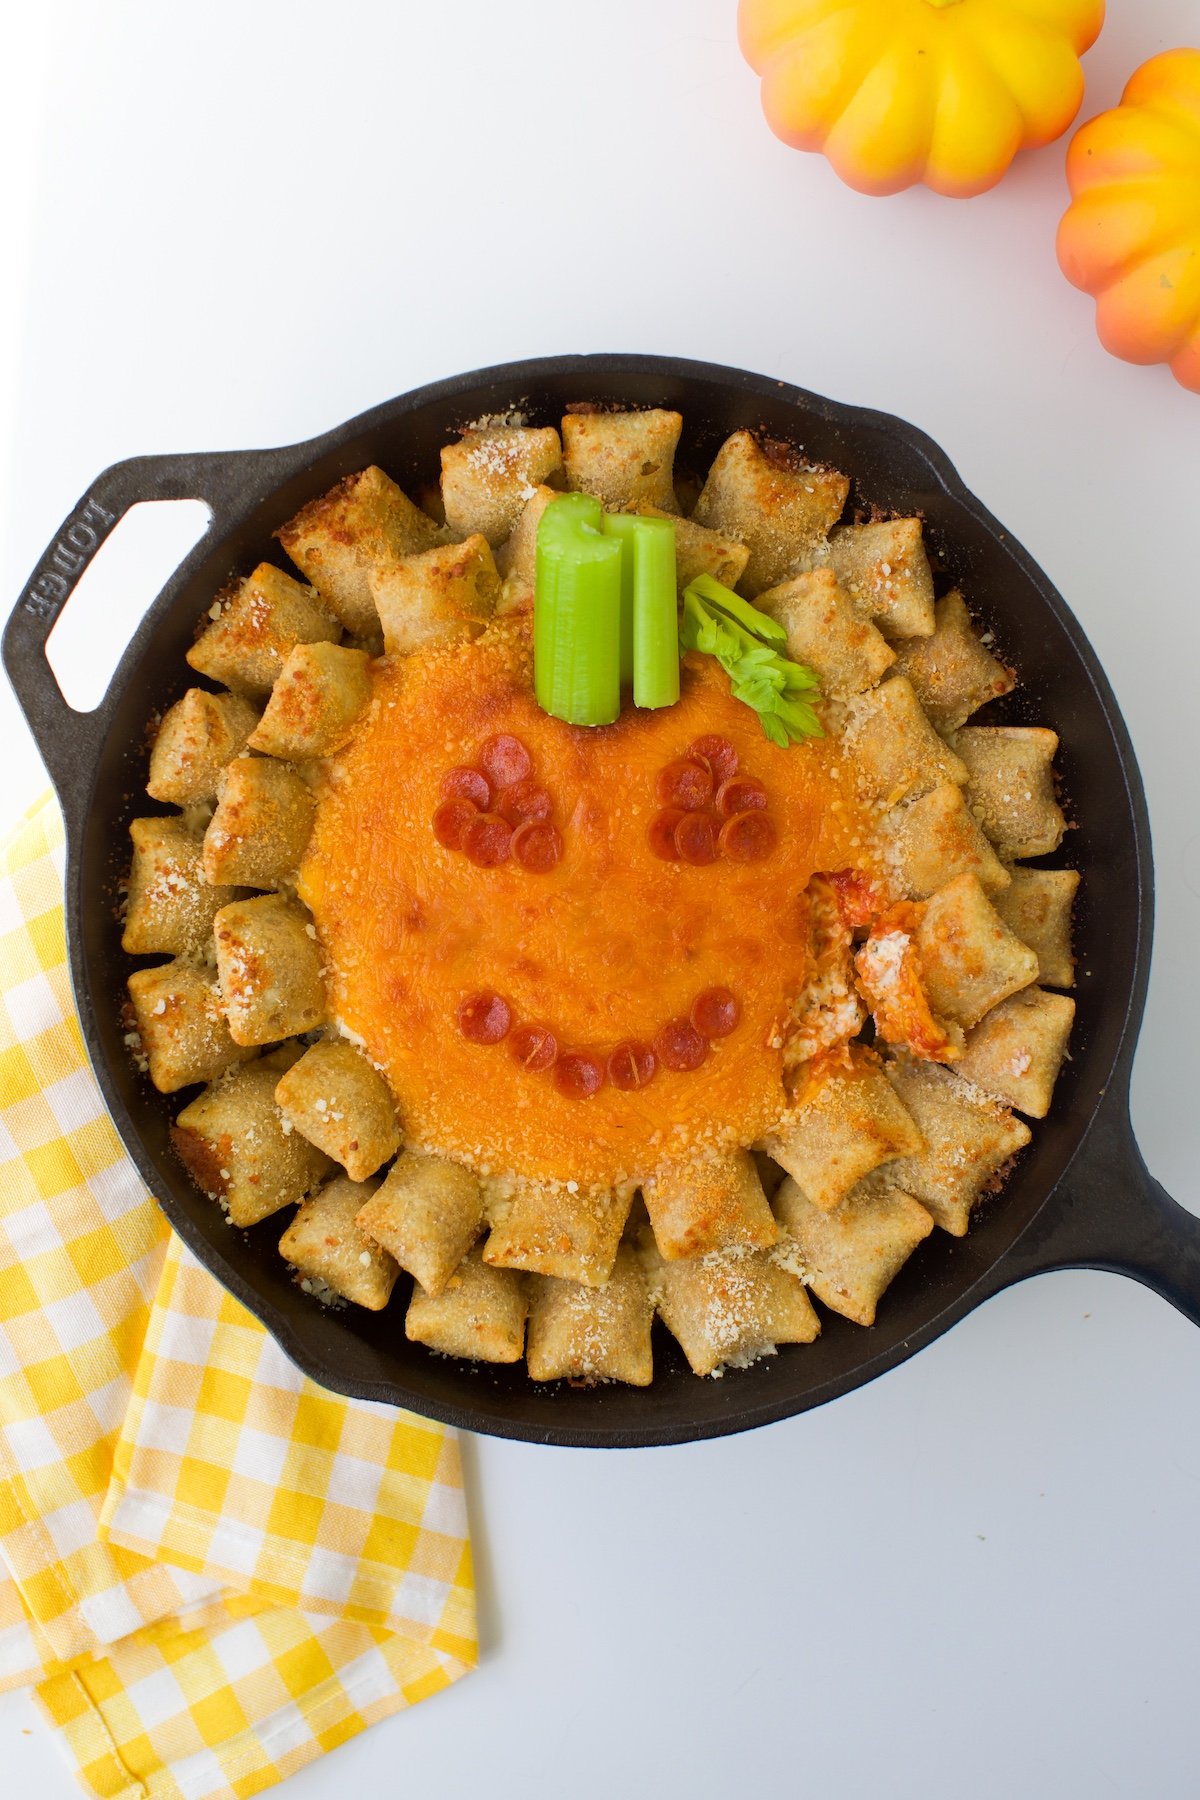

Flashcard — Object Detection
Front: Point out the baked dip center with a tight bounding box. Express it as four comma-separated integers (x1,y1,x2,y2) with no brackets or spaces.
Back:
300,624,869,1190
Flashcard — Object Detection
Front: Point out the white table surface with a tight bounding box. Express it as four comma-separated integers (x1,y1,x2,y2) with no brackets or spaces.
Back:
2,3,1199,1796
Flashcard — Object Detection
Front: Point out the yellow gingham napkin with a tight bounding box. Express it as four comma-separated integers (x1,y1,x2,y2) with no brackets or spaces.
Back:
0,794,477,1799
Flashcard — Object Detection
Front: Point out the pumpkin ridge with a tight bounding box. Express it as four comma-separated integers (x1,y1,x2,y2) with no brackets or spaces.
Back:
957,8,1084,139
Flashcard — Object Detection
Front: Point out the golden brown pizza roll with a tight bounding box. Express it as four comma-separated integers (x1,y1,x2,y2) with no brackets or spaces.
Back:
123,816,237,957
127,959,253,1094
954,987,1076,1119
991,868,1079,989
641,1230,819,1377
356,1150,484,1297
642,1147,778,1261
636,503,751,594
369,534,500,656
563,408,682,513
526,1245,654,1386
495,484,559,613
172,1061,332,1227
147,688,261,807
890,590,1015,733
839,676,967,804
187,564,341,697
405,1245,527,1363
773,1171,933,1327
441,425,563,545
279,1175,399,1310
884,1056,1032,1236
213,894,326,1045
483,1177,635,1288
755,568,895,700
827,518,936,640
878,782,1011,899
274,1040,401,1181
692,429,849,596
276,465,443,636
760,1049,925,1213
202,756,315,889
916,873,1038,1028
247,643,373,761
952,725,1066,860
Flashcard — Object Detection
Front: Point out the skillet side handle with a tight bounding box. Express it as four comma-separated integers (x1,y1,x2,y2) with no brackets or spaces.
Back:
991,1089,1200,1326
1,451,258,798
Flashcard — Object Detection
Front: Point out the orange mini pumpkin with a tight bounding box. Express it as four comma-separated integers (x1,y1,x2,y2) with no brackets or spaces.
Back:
1058,49,1200,394
738,0,1106,198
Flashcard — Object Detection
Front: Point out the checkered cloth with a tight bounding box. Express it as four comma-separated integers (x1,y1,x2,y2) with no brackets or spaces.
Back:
0,795,477,1799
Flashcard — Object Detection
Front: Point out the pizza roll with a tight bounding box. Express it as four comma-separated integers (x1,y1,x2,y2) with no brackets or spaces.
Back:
172,1061,332,1226
992,868,1079,989
641,1231,819,1377
773,1171,933,1327
917,873,1038,1029
884,1057,1032,1236
642,1147,778,1261
356,1150,484,1297
755,568,895,700
692,429,849,596
405,1244,526,1363
635,504,751,594
441,425,562,545
279,1175,399,1310
274,1040,401,1181
879,782,1011,899
369,534,499,656
123,816,237,957
483,1177,635,1288
760,1049,924,1213
526,1245,654,1386
562,408,682,513
827,518,936,640
213,894,326,1045
495,485,558,613
954,987,1076,1119
202,757,315,889
890,590,1015,733
952,726,1066,860
276,465,442,636
840,677,967,804
147,688,260,807
127,959,252,1093
187,564,340,697
246,643,372,762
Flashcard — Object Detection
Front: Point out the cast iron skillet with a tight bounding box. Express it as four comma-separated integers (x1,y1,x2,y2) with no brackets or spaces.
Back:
4,355,1198,1448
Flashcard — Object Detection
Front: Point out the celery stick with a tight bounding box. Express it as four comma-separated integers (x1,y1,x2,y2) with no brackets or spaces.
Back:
602,513,680,709
535,494,623,726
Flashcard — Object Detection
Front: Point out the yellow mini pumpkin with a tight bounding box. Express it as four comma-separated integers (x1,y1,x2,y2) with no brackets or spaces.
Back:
738,0,1106,198
1057,49,1200,394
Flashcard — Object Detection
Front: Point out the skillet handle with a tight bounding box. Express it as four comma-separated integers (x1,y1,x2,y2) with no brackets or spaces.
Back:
2,451,263,798
989,1084,1200,1325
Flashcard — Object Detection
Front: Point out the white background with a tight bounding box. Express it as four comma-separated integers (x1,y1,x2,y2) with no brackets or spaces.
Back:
2,4,1199,1796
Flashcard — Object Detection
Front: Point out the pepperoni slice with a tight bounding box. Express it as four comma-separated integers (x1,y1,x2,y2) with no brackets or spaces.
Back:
673,811,717,866
607,1041,657,1091
688,735,738,784
654,1018,709,1072
511,820,563,873
496,779,552,827
655,757,713,811
719,810,778,862
715,775,768,818
509,1023,558,1072
461,812,513,867
432,798,477,850
479,733,532,789
648,807,685,861
690,987,741,1039
457,991,512,1044
554,1051,606,1099
440,766,491,810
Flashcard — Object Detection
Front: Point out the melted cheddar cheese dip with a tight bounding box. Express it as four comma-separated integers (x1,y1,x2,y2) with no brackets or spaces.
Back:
300,621,876,1190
